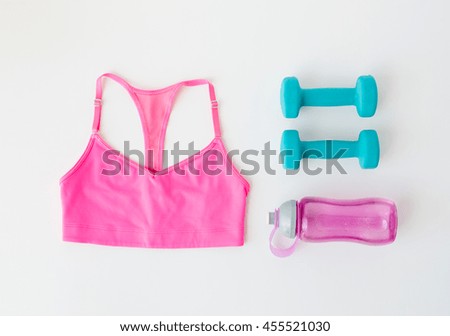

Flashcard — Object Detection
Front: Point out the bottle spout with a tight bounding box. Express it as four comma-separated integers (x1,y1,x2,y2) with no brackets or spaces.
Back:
268,211,275,225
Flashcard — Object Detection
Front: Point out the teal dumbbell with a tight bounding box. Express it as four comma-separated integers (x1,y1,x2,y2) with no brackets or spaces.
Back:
281,75,378,118
281,130,380,170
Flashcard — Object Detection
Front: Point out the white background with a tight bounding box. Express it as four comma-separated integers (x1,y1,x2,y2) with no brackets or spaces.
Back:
0,0,449,315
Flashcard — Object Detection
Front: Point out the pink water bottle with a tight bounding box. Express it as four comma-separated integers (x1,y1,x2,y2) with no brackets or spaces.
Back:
268,197,398,257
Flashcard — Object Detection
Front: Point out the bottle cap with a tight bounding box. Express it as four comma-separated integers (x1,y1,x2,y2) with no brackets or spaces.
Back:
268,200,297,239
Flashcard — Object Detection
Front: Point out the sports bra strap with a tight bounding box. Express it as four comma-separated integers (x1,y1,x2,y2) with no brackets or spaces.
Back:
92,73,133,133
176,79,221,137
92,74,221,137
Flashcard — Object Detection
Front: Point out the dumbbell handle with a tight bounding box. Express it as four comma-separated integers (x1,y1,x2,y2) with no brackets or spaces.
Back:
301,88,355,106
301,139,358,159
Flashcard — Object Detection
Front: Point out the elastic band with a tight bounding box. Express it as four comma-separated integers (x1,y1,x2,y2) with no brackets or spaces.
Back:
269,208,299,257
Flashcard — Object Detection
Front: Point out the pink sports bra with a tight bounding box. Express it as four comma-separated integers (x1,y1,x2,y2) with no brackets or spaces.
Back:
60,73,250,248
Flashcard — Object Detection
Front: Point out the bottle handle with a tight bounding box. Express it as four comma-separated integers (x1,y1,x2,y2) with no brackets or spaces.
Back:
269,208,299,257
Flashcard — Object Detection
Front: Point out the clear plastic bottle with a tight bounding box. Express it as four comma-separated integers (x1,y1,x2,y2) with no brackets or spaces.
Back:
269,197,398,257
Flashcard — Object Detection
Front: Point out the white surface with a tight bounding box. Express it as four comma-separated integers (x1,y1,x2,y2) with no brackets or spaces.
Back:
0,0,449,315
